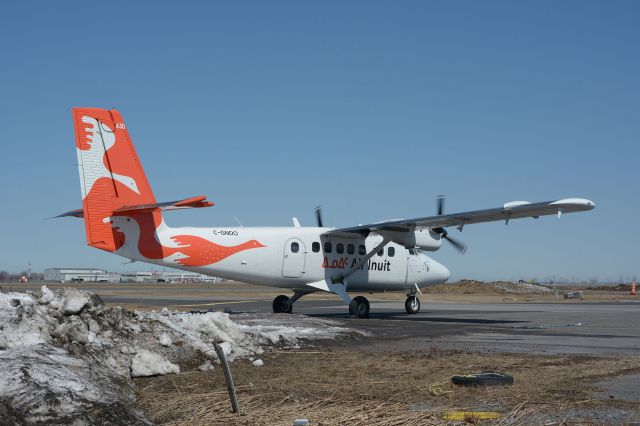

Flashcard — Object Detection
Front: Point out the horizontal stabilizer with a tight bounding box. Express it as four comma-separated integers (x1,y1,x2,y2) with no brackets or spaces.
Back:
54,208,85,218
113,195,214,214
55,196,213,219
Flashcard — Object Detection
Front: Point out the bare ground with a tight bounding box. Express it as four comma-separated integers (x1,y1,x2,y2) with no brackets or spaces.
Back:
135,348,640,425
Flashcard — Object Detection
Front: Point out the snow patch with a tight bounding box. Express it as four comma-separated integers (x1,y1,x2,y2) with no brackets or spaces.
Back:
158,333,172,346
0,286,358,423
39,285,54,304
198,360,214,371
131,350,180,377
252,359,264,367
62,290,90,314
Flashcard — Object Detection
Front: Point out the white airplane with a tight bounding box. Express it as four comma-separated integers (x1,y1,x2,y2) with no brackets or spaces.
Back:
58,108,595,318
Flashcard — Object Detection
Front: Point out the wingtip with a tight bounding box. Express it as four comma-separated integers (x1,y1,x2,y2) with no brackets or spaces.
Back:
551,198,596,210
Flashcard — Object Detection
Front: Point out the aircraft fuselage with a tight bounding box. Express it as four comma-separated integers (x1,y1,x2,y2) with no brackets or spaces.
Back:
114,222,450,292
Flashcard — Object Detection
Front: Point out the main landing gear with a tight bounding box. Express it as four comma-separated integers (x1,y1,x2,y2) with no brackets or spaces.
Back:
272,295,293,313
349,296,370,318
273,291,372,318
272,291,307,314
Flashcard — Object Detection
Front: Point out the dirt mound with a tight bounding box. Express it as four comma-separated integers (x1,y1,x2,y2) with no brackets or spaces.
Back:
423,279,552,295
587,284,632,291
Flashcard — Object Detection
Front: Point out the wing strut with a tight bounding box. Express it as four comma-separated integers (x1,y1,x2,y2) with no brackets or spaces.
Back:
334,238,390,285
305,238,390,305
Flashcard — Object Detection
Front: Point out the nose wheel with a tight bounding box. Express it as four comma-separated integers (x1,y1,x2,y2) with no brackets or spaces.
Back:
405,295,420,314
349,296,370,318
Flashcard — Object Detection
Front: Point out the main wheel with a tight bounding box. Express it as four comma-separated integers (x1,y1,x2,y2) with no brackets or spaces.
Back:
272,295,292,313
405,296,420,314
349,296,370,318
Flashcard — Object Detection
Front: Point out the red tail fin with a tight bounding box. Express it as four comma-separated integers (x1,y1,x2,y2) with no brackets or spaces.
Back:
73,108,156,251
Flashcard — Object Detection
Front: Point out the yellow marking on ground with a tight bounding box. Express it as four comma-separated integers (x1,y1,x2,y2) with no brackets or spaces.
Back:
442,411,500,421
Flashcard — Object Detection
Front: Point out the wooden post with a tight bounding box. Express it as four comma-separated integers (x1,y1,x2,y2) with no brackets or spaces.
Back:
212,340,239,413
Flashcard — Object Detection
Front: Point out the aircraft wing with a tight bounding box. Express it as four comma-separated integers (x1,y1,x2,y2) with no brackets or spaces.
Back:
326,198,595,235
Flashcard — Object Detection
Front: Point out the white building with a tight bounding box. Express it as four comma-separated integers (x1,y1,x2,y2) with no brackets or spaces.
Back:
119,271,158,283
44,268,118,283
44,268,219,284
159,271,218,283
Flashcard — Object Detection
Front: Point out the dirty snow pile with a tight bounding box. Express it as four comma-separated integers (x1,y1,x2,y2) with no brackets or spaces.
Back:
0,287,356,424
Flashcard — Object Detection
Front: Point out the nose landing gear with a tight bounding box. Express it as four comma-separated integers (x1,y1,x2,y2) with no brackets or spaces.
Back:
405,295,421,314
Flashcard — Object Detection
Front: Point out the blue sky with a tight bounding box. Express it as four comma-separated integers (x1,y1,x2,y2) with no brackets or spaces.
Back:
0,1,637,282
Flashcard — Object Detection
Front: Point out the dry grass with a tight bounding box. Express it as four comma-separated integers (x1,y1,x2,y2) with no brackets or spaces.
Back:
135,349,640,425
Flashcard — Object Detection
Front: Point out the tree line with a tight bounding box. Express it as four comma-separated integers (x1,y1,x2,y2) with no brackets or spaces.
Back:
0,271,44,282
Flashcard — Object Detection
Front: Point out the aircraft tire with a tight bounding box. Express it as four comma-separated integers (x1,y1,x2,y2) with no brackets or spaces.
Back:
349,296,370,318
273,295,292,314
451,372,514,387
405,296,420,314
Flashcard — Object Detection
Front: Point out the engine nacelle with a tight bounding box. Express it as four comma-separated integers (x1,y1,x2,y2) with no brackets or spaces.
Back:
379,229,442,251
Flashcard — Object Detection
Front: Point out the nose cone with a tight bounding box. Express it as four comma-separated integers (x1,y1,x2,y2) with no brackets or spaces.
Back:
429,259,450,283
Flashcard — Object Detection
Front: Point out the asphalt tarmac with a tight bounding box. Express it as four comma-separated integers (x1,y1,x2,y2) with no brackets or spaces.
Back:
228,299,640,356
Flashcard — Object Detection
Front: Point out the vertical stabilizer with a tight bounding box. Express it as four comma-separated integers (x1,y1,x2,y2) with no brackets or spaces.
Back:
73,108,156,251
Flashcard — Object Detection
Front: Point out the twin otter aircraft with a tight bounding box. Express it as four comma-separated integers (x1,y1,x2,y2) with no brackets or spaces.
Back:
59,108,595,318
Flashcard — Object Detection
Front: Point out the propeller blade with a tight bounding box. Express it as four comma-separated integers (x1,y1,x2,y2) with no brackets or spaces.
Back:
314,206,324,227
437,195,445,216
432,225,467,254
444,235,467,254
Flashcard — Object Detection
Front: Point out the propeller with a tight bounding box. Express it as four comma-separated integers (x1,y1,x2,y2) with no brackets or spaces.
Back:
315,206,324,227
437,194,445,216
432,195,467,254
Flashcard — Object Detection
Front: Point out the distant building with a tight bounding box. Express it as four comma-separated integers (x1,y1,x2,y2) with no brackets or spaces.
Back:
44,268,118,283
44,268,219,284
159,271,218,283
119,271,158,283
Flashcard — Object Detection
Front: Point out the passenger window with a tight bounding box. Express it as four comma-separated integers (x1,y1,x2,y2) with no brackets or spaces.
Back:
388,247,395,257
291,242,299,253
377,249,384,257
347,244,354,255
324,242,332,253
359,245,366,255
312,242,320,253
337,243,344,254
